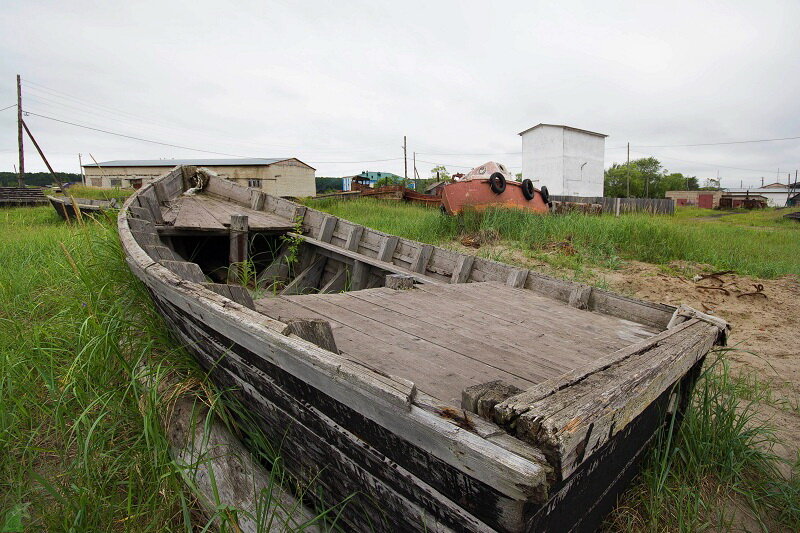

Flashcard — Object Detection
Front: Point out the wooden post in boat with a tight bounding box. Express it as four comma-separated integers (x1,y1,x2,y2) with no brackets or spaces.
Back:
228,214,248,283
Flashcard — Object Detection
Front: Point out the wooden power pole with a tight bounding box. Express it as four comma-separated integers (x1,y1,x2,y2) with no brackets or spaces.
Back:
403,135,408,181
626,142,630,197
17,74,24,187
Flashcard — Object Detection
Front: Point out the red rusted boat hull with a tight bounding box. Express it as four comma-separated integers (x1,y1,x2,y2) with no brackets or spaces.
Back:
441,179,549,215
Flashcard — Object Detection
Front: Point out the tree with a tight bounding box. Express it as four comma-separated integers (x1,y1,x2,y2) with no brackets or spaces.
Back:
604,157,699,198
430,165,450,181
375,174,408,187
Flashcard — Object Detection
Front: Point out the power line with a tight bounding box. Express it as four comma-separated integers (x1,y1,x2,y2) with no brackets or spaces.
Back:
21,109,408,165
634,135,800,148
416,151,521,156
24,110,256,157
627,149,785,175
22,78,399,154
0,104,16,112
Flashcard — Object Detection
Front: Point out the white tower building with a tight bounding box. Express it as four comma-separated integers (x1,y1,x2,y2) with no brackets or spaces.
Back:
520,124,607,197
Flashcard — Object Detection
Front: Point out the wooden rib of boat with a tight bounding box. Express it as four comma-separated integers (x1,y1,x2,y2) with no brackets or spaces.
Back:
48,195,116,220
118,165,729,532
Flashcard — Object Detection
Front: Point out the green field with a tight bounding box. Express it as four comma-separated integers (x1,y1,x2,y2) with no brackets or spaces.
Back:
0,207,336,531
305,199,800,279
1,204,797,531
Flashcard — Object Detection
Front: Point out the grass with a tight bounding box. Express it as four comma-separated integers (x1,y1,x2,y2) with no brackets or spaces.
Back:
61,185,134,201
304,199,800,278
0,206,337,531
607,355,800,531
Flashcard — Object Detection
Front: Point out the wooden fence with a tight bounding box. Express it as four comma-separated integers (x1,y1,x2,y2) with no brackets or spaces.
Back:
550,195,675,215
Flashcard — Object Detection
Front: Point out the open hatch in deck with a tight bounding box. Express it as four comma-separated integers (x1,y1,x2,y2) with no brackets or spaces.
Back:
255,281,659,404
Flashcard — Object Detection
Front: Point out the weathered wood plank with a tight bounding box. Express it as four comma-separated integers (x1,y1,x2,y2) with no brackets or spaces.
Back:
317,215,337,243
282,318,338,354
345,224,364,251
494,319,720,481
377,235,399,262
350,260,369,291
293,233,443,285
411,244,434,273
228,214,248,283
319,267,347,294
202,282,256,310
160,260,206,283
280,256,327,295
450,255,474,284
385,274,414,290
506,268,528,288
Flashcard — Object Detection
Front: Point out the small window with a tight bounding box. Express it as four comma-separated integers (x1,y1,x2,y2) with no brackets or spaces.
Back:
248,178,262,188
110,178,122,187
91,178,101,187
129,178,143,190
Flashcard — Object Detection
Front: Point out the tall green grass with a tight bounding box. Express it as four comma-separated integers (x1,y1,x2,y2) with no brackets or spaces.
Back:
305,199,800,278
0,207,336,531
608,356,800,531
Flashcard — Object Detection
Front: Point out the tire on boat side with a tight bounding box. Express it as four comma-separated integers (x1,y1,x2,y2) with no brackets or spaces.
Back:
521,179,535,200
540,185,550,204
489,172,506,194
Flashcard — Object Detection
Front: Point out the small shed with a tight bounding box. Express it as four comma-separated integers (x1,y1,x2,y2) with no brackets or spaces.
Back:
424,180,448,196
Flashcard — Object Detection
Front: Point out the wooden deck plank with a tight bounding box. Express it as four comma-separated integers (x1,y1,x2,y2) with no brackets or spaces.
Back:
194,194,294,231
255,295,516,401
172,196,226,230
345,290,563,382
347,288,578,376
417,282,657,346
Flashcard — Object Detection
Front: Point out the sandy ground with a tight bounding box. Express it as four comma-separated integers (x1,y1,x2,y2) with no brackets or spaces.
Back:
599,261,800,468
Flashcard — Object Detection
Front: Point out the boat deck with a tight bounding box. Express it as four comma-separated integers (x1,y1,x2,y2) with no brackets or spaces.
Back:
163,194,295,232
256,281,658,404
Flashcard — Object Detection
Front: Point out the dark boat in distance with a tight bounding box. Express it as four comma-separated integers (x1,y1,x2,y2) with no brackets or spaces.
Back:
118,166,728,532
48,195,117,220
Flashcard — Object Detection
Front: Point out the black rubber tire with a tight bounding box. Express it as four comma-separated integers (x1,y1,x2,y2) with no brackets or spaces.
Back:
540,185,550,204
489,172,506,194
521,179,535,200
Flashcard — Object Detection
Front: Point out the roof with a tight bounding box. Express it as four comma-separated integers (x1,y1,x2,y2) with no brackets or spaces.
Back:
725,187,792,193
761,182,788,189
82,157,315,170
518,123,608,138
721,193,768,199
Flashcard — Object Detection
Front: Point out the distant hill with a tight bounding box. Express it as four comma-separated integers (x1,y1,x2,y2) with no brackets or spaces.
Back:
0,172,82,187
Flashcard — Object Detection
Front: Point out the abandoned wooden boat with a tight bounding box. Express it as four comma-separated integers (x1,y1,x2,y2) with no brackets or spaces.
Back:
441,162,550,215
48,195,116,220
119,165,729,532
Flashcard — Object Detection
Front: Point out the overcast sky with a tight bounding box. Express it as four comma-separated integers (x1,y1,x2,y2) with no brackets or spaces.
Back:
2,1,799,187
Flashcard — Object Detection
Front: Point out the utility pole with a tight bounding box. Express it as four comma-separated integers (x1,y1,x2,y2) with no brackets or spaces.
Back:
413,151,417,191
403,135,408,182
626,142,630,197
21,119,63,189
16,74,24,187
78,153,85,185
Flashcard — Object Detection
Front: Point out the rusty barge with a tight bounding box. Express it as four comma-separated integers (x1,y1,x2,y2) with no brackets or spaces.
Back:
118,166,728,532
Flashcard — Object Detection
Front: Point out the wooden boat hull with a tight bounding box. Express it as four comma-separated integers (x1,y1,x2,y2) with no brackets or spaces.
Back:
441,179,550,215
118,166,727,532
48,195,114,220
